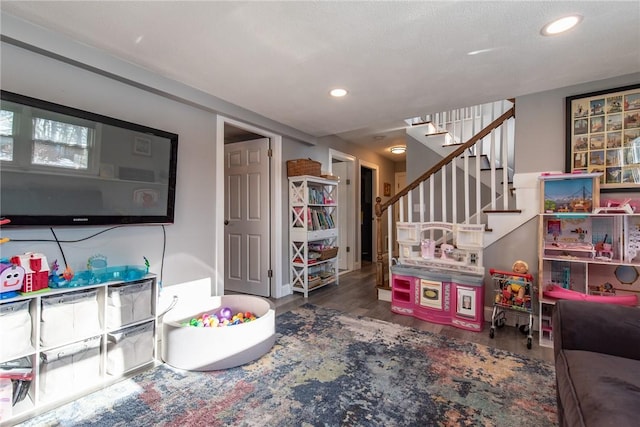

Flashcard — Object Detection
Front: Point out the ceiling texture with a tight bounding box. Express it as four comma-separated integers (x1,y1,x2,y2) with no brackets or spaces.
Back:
1,1,639,160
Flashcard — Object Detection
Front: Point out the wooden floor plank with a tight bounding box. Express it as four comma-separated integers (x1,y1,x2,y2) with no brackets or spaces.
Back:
262,262,554,363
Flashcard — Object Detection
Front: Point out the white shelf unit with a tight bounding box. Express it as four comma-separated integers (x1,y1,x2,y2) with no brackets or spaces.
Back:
289,175,339,298
538,213,640,347
0,275,158,425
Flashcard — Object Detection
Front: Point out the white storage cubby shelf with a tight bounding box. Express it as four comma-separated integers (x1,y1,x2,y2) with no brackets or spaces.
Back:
289,175,339,298
0,275,158,425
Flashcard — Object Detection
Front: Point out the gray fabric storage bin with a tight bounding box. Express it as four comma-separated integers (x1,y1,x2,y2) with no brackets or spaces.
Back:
107,321,154,375
106,280,153,329
39,336,101,401
40,289,100,348
0,300,32,360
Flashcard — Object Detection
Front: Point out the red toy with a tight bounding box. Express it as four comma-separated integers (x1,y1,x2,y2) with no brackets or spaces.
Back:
10,252,50,293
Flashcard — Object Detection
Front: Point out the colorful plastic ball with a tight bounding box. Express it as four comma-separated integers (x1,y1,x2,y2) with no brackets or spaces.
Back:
184,309,259,327
219,307,233,320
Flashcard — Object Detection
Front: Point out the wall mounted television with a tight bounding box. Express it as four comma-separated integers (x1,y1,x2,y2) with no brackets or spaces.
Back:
0,90,178,227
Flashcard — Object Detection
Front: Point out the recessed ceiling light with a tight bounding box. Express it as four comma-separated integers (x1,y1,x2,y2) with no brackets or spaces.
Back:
390,146,406,154
541,15,582,36
330,88,348,97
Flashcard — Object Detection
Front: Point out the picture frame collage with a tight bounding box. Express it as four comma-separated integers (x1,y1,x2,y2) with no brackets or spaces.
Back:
566,84,640,190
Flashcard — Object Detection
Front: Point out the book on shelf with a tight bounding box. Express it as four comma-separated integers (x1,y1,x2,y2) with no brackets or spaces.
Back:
306,209,336,230
292,207,304,227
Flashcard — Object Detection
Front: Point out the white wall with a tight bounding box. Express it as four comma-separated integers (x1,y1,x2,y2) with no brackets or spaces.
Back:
0,42,219,290
516,73,640,173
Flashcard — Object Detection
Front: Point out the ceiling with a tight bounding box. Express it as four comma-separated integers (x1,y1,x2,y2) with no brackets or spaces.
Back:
1,1,639,161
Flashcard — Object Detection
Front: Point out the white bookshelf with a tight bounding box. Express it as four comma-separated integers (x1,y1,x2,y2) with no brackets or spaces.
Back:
289,175,339,298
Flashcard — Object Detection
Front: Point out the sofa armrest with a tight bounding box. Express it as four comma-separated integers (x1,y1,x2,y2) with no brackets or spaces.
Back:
553,299,640,361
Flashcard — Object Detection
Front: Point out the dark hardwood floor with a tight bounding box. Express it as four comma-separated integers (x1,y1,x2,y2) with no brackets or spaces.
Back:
271,262,554,363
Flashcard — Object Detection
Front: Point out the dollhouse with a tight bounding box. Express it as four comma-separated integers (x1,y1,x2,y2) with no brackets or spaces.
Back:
538,173,640,347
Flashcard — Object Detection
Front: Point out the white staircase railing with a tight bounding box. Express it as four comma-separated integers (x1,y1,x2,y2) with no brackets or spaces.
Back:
406,100,515,187
375,103,517,289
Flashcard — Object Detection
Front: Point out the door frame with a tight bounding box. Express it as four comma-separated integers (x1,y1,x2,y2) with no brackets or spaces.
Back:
328,149,356,274
357,159,379,270
215,115,284,297
223,137,270,297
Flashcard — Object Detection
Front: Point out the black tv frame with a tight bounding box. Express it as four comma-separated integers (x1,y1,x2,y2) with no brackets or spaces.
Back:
0,90,178,227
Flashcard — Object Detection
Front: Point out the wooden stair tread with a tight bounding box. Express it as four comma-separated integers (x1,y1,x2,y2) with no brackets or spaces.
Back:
483,209,522,214
425,131,449,137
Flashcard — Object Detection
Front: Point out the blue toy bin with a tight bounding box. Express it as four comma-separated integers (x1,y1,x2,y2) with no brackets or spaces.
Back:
50,265,148,288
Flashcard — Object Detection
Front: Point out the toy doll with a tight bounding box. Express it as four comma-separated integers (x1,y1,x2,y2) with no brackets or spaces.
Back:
504,260,528,305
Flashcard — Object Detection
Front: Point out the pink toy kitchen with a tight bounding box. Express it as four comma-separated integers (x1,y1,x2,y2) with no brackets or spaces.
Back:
390,222,485,332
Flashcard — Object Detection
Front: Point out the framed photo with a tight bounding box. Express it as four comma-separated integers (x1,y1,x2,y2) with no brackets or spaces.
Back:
566,84,640,191
384,182,391,197
133,136,152,156
456,287,476,318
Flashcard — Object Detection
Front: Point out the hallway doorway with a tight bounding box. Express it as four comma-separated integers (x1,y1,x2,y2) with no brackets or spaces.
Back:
217,116,285,298
360,166,373,263
329,149,356,274
224,137,270,297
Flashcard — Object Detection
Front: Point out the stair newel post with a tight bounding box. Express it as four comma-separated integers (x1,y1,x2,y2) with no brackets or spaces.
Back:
375,197,385,288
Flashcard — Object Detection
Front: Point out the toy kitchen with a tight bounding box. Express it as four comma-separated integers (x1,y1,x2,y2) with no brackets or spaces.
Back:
390,222,485,331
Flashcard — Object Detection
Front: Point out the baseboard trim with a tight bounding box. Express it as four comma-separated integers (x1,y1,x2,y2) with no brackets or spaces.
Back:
378,288,392,302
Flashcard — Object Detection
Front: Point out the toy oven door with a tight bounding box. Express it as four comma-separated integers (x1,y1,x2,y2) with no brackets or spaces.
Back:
419,279,442,310
456,286,476,319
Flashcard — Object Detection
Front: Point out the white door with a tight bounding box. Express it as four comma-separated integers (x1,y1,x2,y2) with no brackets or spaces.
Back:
224,138,270,296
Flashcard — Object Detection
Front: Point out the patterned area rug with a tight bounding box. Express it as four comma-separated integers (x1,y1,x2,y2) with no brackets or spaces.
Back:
20,304,557,426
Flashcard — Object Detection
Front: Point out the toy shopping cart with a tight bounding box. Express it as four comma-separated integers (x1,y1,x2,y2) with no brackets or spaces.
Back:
488,268,535,349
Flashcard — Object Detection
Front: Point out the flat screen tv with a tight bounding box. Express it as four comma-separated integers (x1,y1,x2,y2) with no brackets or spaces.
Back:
0,90,178,226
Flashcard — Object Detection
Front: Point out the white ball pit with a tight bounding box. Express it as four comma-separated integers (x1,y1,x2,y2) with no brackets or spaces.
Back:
162,294,276,371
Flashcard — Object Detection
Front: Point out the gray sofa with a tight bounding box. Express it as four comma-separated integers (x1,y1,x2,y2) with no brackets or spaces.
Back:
553,299,640,427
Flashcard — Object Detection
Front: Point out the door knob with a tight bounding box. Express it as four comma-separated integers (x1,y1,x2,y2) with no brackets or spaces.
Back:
224,220,229,225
